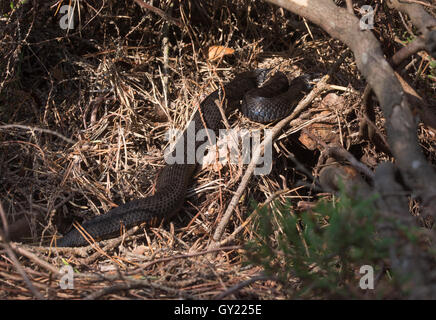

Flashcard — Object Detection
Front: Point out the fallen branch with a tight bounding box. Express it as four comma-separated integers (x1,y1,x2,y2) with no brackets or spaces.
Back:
214,273,276,299
265,0,436,225
1,203,45,299
210,75,331,246
133,0,183,28
391,36,426,66
135,245,242,271
387,0,436,58
0,124,75,144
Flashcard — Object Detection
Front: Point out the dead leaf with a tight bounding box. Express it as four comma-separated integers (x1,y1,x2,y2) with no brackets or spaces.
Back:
132,245,148,255
208,45,235,61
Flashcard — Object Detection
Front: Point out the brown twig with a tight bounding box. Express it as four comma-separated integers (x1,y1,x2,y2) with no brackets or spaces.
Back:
266,0,436,221
83,225,142,265
391,36,426,66
214,273,276,299
305,130,375,181
135,245,242,271
84,277,194,300
133,0,183,28
7,242,60,276
210,75,331,246
399,0,435,9
0,124,75,144
0,204,44,299
387,0,436,33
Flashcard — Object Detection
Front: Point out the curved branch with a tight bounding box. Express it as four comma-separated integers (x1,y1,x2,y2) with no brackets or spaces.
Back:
387,0,436,59
387,0,436,33
265,0,436,218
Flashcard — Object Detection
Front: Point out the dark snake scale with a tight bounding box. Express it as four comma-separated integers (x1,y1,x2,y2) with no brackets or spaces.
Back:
57,69,311,247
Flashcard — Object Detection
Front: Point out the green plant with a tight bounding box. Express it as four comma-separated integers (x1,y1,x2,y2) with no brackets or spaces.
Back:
245,188,400,298
429,60,436,79
7,0,28,13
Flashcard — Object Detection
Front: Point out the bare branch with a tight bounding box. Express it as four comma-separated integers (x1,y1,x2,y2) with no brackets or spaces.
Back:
265,0,436,220
345,0,354,15
133,0,183,28
387,0,436,58
387,0,436,33
391,36,426,66
210,76,331,246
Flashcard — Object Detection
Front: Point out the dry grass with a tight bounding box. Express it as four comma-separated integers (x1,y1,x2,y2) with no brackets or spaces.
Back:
0,0,434,299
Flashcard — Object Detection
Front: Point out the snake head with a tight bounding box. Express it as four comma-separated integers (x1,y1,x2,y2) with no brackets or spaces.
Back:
234,68,273,87
223,69,275,102
299,72,324,89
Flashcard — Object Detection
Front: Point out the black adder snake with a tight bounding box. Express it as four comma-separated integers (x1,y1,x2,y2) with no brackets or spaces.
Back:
57,69,311,247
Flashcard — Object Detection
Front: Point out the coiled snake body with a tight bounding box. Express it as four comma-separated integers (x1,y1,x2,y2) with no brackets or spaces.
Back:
58,69,311,247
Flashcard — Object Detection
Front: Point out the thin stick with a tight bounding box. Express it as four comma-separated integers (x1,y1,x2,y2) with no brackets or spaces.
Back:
0,124,75,144
7,242,60,276
391,36,426,66
83,226,141,265
133,0,183,28
210,76,330,246
0,204,44,299
217,187,302,247
84,278,194,300
400,0,435,8
214,273,276,299
135,245,242,271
